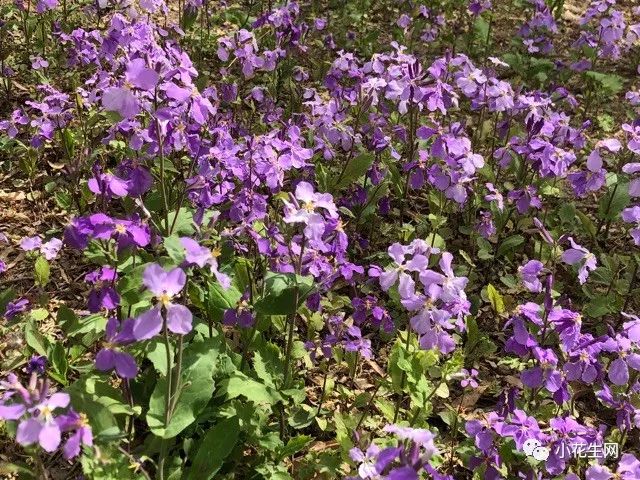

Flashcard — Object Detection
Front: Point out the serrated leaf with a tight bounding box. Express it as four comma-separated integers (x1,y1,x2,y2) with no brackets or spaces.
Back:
585,71,624,96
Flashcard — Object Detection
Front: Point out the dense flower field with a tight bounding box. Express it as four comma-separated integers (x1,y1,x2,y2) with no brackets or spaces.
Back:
1,0,640,478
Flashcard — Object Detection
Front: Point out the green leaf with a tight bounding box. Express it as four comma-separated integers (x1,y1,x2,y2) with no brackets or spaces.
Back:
164,208,196,236
62,313,108,336
220,372,281,405
66,389,120,438
277,435,312,460
486,284,505,314
473,16,490,43
576,209,597,237
465,317,497,362
34,256,50,286
333,153,374,189
207,281,241,321
598,181,630,221
585,71,624,96
585,293,621,318
25,320,49,356
164,235,186,264
558,203,576,224
0,288,16,316
496,235,524,257
254,342,284,385
186,417,240,480
147,338,219,439
147,338,174,376
254,272,314,315
49,343,68,385
68,375,139,417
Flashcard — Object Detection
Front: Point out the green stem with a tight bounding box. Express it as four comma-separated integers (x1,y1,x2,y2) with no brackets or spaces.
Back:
154,98,170,235
157,312,173,480
393,330,413,423
282,236,306,389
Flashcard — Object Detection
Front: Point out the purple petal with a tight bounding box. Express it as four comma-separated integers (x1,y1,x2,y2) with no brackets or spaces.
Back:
166,303,193,335
63,430,81,459
608,358,629,385
95,349,116,372
39,422,61,452
132,307,163,340
102,87,140,119
17,418,42,446
562,249,585,265
114,352,138,378
0,404,26,420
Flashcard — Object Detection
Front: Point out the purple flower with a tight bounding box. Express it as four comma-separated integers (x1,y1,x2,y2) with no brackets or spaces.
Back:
383,424,439,459
343,326,373,359
20,236,62,260
16,393,70,452
223,293,255,328
283,181,338,246
4,298,30,320
501,409,546,450
85,267,120,313
20,236,42,251
518,260,544,293
132,264,192,340
36,0,58,13
88,171,130,199
586,453,640,480
180,237,231,288
460,368,479,388
25,356,47,375
56,410,93,459
622,205,640,245
508,186,542,214
30,56,49,70
102,87,139,119
568,149,607,197
95,318,137,378
561,237,597,284
40,238,62,260
125,58,159,91
65,214,151,251
349,444,381,479
476,211,496,238
484,183,504,211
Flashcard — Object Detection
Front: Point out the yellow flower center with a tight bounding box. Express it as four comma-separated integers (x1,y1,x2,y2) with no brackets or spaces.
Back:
115,224,126,234
303,201,315,212
79,413,89,427
158,293,171,306
211,247,222,258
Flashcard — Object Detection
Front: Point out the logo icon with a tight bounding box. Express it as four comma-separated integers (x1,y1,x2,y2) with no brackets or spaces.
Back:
522,439,549,461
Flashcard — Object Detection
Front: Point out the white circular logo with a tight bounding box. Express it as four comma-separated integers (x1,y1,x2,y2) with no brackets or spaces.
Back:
532,446,550,461
523,439,541,456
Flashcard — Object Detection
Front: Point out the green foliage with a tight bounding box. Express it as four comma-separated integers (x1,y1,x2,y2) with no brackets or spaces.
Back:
254,272,314,315
147,338,220,439
186,418,240,480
